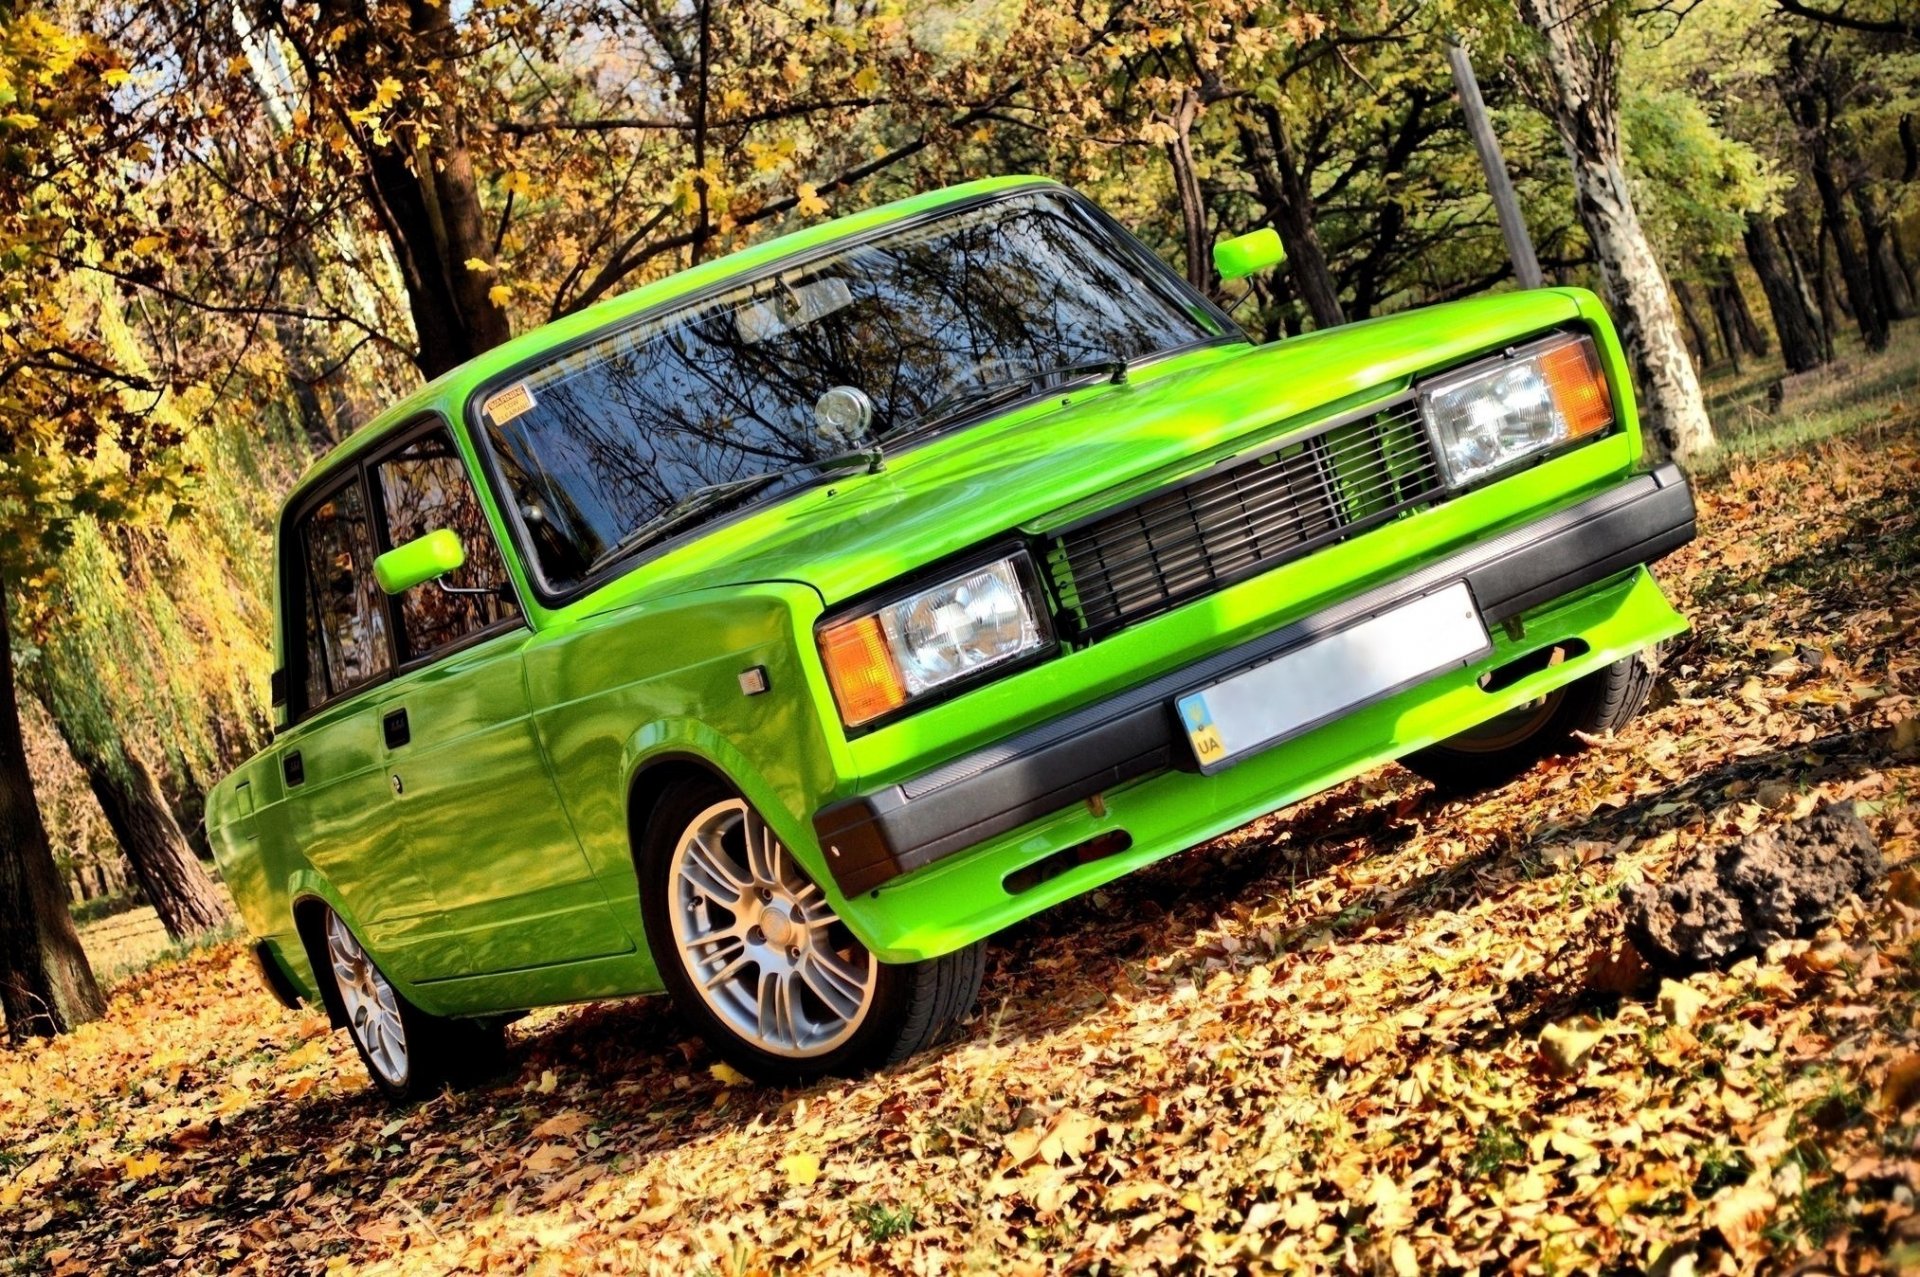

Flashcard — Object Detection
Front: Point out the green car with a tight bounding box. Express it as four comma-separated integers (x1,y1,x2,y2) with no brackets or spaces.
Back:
207,177,1694,1098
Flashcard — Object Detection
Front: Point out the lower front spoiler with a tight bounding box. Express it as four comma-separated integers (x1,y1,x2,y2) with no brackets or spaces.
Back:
815,464,1695,898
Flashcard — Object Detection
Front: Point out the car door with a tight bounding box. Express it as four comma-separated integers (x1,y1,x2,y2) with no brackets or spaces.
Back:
278,471,454,982
364,422,632,977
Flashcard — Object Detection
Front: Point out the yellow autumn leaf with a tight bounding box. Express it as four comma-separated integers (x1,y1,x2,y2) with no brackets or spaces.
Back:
776,1152,820,1187
122,1151,166,1181
794,183,828,217
463,257,494,273
488,283,512,308
130,235,164,256
852,65,880,95
709,1061,750,1086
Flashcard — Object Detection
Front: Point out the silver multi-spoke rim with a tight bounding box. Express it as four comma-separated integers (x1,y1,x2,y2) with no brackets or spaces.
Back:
325,912,409,1087
669,799,877,1058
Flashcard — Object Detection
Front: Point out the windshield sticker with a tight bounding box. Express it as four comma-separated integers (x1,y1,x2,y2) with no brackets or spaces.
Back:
483,383,537,425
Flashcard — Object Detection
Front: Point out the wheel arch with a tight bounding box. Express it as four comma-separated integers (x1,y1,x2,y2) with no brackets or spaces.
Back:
625,752,734,870
616,720,872,949
291,894,350,1029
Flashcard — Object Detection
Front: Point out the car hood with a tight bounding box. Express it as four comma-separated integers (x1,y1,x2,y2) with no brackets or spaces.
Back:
566,289,1589,616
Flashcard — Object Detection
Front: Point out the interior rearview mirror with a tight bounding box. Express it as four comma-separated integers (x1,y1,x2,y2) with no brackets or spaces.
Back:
374,529,466,595
1213,228,1286,281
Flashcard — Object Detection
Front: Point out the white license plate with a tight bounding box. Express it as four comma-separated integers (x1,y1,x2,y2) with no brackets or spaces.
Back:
1176,581,1490,772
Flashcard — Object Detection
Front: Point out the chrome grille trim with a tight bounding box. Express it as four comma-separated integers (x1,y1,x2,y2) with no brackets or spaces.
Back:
1047,399,1443,640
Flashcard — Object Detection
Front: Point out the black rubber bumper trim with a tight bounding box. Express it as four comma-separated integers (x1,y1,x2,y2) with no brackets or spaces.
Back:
814,464,1695,896
252,940,305,1009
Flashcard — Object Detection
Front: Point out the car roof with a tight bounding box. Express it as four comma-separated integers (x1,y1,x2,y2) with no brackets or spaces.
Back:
279,174,1060,516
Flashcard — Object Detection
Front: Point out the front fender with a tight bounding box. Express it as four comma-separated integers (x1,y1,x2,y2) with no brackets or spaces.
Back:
616,720,875,948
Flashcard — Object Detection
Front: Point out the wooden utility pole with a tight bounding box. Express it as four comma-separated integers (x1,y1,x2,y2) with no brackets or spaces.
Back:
1445,40,1544,290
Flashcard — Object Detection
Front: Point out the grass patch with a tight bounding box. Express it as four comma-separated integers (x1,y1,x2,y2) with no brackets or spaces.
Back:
1693,321,1920,475
850,1201,918,1243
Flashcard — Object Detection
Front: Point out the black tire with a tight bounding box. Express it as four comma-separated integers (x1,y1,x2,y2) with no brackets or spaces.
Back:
1401,649,1658,794
316,905,507,1104
639,777,985,1086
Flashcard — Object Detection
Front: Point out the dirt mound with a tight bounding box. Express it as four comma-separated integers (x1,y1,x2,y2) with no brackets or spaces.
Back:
1624,801,1883,969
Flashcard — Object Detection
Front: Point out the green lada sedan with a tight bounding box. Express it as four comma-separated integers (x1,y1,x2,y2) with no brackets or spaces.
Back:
207,176,1695,1098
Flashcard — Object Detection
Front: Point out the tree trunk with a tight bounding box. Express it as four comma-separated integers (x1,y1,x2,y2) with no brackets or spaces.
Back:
279,0,513,380
1852,184,1916,320
0,587,105,1040
1778,221,1836,362
65,726,231,939
1672,278,1719,368
1516,0,1715,463
1890,227,1920,301
1708,283,1744,373
1725,277,1769,356
1165,90,1212,293
1243,106,1347,329
1745,216,1827,372
23,680,231,940
1787,38,1889,352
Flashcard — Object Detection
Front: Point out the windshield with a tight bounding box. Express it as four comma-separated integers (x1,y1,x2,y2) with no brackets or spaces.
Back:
473,187,1233,592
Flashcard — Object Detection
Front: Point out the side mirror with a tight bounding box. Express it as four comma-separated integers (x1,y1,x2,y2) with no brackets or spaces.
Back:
374,529,466,595
1214,228,1286,281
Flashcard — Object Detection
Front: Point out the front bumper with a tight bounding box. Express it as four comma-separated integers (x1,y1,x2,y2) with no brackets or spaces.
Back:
816,463,1695,896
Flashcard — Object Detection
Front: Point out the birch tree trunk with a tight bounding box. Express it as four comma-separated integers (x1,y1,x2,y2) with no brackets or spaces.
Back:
1512,0,1715,464
0,586,105,1040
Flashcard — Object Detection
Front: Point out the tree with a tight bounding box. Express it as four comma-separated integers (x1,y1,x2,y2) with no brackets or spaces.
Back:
26,680,231,940
1510,0,1716,463
0,7,193,1037
1783,34,1891,351
1745,215,1830,372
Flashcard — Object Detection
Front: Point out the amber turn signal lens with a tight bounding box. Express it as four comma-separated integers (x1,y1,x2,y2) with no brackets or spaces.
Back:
819,615,907,726
1540,337,1613,440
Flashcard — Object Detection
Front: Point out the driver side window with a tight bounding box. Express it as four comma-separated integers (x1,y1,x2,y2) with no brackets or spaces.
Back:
372,430,521,662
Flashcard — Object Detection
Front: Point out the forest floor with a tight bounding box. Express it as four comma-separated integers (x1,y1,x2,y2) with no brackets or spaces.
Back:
6,340,1920,1275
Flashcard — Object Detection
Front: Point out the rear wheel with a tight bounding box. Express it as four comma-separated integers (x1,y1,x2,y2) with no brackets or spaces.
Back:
640,779,984,1085
320,908,505,1103
1401,649,1658,794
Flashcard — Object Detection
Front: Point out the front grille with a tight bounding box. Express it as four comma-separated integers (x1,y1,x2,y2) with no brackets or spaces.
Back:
1045,399,1444,640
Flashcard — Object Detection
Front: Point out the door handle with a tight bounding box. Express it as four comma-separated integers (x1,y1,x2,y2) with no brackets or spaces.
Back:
383,707,411,749
283,750,304,787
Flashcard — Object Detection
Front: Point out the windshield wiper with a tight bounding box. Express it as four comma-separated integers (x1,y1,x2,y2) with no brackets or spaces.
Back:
904,354,1132,439
586,473,782,571
584,446,886,572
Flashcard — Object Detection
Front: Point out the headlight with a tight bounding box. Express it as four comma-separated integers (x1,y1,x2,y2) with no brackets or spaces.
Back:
1419,333,1614,488
818,553,1050,726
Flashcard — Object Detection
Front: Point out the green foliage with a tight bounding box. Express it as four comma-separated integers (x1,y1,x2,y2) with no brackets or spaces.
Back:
1624,87,1779,270
0,10,188,584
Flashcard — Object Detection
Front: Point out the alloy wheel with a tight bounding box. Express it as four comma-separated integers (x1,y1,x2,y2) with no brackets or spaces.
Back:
325,911,409,1087
668,799,877,1057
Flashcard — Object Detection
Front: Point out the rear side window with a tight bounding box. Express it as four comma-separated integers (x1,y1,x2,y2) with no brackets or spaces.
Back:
299,478,392,704
372,431,520,662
